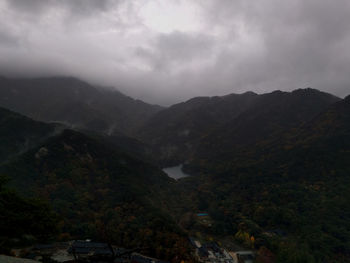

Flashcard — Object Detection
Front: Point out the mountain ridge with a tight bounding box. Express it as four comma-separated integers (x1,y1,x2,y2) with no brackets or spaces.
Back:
138,88,340,166
0,76,163,136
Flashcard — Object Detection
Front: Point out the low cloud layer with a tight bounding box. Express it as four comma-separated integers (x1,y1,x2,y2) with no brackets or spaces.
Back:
0,0,349,105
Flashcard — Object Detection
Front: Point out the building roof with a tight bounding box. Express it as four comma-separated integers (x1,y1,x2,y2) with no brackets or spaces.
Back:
71,240,109,248
68,241,113,255
197,213,209,217
32,244,55,250
131,253,169,263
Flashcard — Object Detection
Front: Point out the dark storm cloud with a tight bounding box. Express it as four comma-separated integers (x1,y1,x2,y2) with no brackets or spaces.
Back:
6,0,114,15
6,0,50,13
192,0,350,97
0,0,349,105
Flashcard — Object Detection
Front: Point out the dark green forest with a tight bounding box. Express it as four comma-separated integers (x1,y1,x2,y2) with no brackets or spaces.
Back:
178,96,350,262
0,175,58,253
0,128,193,262
0,78,350,263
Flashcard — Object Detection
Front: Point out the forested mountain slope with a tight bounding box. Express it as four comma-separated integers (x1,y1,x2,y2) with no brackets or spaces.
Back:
1,82,348,262
139,88,339,166
138,92,259,165
178,95,350,262
0,106,59,163
0,109,191,261
188,88,341,168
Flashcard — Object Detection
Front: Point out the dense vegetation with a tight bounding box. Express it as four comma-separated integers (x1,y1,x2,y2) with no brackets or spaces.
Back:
139,89,339,166
179,95,350,262
0,129,193,261
138,88,350,262
0,175,59,254
1,77,349,263
0,107,58,162
138,92,259,165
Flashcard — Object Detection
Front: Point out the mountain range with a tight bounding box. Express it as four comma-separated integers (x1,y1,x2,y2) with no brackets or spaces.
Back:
0,76,349,262
139,88,340,166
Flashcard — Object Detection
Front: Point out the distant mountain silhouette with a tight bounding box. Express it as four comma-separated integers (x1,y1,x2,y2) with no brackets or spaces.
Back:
138,88,340,166
0,76,163,136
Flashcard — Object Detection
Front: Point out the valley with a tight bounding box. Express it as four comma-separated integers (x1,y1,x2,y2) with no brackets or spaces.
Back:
0,77,349,263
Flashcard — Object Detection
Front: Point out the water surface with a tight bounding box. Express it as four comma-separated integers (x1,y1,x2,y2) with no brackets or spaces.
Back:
163,165,189,180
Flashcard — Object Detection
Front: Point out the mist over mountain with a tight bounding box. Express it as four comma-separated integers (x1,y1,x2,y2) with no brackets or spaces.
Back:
0,74,350,262
1,0,350,104
0,76,163,136
1,0,350,262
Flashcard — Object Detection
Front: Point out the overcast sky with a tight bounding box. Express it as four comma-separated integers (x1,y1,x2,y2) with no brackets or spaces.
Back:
0,0,349,105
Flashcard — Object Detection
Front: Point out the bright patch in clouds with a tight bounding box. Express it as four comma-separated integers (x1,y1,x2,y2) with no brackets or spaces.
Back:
139,0,202,33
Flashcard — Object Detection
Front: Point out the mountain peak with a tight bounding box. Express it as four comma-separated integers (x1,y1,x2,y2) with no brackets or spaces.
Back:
291,87,339,97
242,91,258,96
292,87,321,94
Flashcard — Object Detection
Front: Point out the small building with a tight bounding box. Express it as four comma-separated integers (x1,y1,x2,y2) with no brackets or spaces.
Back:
131,253,169,263
67,240,114,261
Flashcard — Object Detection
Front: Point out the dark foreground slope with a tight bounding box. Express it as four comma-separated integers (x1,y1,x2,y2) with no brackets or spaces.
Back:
179,95,350,262
0,110,191,261
0,175,59,253
0,76,163,136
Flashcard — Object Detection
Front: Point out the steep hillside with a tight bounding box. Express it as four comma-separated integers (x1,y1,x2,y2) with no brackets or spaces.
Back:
0,106,192,261
178,95,350,262
82,130,155,164
0,129,192,260
0,77,163,136
188,88,340,170
0,107,59,163
139,88,339,166
138,92,259,165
